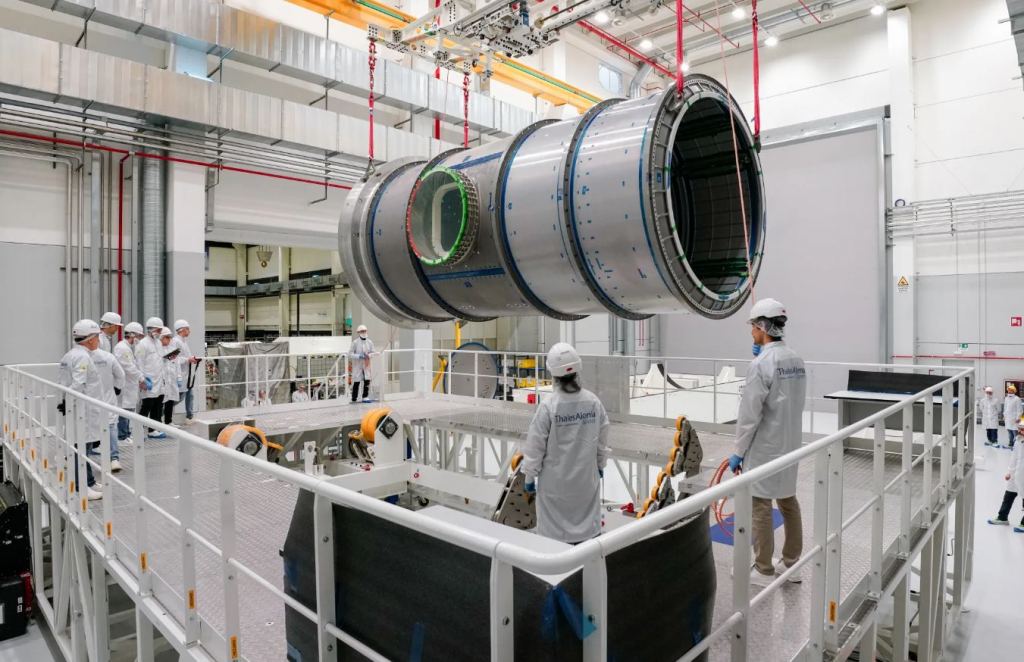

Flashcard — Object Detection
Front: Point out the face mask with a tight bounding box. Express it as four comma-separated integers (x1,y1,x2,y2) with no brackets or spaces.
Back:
359,333,367,339
752,343,762,357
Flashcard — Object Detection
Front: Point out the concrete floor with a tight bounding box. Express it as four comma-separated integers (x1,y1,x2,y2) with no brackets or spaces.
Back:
5,425,1022,661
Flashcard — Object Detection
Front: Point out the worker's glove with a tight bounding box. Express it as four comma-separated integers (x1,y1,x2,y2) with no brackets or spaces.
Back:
144,377,153,391
728,454,744,473
524,480,536,494
56,400,66,416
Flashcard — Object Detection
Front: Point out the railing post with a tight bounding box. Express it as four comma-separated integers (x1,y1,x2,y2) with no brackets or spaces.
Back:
730,484,752,662
899,403,913,557
824,441,844,651
313,494,337,662
955,376,966,482
712,360,718,423
807,448,828,660
922,392,934,523
134,413,151,596
940,384,953,505
582,556,608,662
661,358,667,420
489,558,514,661
474,352,479,399
178,442,199,645
219,458,240,662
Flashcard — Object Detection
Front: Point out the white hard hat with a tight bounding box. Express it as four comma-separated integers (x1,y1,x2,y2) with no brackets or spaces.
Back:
124,322,144,336
145,316,164,329
748,298,787,322
100,312,122,326
72,319,101,340
546,342,582,378
985,386,993,393
356,324,368,333
159,326,173,338
173,319,190,332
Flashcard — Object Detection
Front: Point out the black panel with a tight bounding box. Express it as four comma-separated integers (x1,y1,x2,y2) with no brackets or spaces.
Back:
847,370,959,397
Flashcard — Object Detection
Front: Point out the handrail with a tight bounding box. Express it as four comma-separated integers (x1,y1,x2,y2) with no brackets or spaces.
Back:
2,361,971,576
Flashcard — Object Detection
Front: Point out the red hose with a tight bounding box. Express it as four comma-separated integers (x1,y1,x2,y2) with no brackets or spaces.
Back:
710,457,738,537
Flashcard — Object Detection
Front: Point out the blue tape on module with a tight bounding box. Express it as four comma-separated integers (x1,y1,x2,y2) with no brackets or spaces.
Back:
541,586,597,642
710,508,784,546
409,621,426,661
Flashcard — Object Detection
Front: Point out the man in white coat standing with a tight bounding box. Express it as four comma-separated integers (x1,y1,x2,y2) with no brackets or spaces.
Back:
730,298,807,585
113,322,146,445
987,418,1024,532
348,324,375,403
979,386,1001,447
1002,384,1022,448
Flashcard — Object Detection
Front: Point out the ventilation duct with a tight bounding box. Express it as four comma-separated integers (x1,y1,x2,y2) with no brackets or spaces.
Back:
139,153,165,320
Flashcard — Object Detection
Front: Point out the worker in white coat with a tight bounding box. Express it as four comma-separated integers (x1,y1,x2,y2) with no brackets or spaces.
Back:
730,298,807,585
91,347,125,473
348,324,375,403
159,328,181,426
292,383,310,403
521,343,610,544
98,312,122,353
173,320,201,422
987,418,1024,532
58,319,105,500
979,386,1001,447
113,322,146,446
1003,384,1022,448
136,317,166,439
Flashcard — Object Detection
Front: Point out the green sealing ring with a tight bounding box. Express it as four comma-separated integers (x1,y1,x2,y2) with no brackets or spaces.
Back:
406,165,479,267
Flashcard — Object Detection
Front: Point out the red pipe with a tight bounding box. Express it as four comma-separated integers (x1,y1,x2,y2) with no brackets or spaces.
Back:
117,154,128,333
675,0,685,96
893,354,1024,361
578,21,675,78
0,129,352,189
795,0,822,24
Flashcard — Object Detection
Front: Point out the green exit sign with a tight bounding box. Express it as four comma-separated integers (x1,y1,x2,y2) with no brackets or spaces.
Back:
959,343,969,350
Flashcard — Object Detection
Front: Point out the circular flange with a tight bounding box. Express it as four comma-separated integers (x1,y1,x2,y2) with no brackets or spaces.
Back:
406,166,480,267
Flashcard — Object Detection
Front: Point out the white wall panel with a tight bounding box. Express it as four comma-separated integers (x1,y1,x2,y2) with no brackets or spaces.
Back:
290,247,331,274
245,295,279,328
246,245,279,280
0,152,70,246
205,297,237,330
206,245,237,281
289,290,333,330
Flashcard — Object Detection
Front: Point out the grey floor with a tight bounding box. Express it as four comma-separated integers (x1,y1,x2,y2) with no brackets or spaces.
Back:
6,425,1022,661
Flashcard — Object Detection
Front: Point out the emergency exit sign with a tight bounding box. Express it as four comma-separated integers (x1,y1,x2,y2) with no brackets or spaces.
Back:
1012,316,1023,328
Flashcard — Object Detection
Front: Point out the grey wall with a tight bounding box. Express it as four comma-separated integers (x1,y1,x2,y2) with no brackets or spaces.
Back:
659,125,885,382
916,272,1024,394
0,242,69,365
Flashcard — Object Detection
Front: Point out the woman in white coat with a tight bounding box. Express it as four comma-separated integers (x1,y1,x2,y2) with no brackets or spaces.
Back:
979,386,1001,446
988,418,1024,532
1002,384,1022,447
521,343,610,544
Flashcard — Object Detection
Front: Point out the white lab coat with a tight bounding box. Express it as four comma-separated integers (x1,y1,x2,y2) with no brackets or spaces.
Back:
1003,394,1022,429
292,390,310,403
135,335,163,398
91,349,125,425
734,341,808,500
57,345,105,442
161,353,181,402
174,335,195,391
978,396,1001,429
522,386,610,543
99,332,117,354
349,337,375,382
113,339,143,409
1006,437,1024,493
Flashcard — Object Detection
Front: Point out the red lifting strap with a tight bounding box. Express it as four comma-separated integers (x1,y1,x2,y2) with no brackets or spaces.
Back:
675,0,685,97
752,0,761,149
463,72,470,148
368,39,377,162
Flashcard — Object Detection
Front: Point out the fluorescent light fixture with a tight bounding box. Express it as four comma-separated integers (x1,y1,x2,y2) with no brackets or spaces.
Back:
593,10,610,24
870,3,886,15
732,6,746,20
764,34,779,47
638,38,654,52
681,61,691,73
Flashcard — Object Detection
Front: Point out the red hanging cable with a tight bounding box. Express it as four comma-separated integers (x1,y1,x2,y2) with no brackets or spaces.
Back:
752,0,761,150
368,39,377,163
433,0,442,141
675,0,685,96
462,71,470,148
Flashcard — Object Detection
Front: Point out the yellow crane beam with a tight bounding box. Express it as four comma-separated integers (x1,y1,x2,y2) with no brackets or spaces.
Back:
287,0,601,111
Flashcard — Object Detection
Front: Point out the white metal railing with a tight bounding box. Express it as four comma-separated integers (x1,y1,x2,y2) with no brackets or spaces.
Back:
0,354,974,661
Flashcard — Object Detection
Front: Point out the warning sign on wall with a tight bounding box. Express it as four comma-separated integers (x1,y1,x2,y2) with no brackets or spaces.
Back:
897,276,910,292
1011,316,1022,328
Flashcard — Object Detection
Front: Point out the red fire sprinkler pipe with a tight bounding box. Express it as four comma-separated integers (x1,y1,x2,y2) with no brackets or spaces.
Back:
117,154,129,329
577,21,675,78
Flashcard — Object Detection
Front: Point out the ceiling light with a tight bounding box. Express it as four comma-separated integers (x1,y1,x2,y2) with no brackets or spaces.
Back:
870,3,886,16
638,39,654,52
681,61,691,73
732,6,746,20
764,34,779,47
593,10,610,25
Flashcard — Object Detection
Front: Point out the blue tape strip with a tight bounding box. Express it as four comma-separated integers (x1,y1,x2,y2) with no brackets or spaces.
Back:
409,622,426,661
540,587,597,642
426,266,505,282
449,152,502,170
